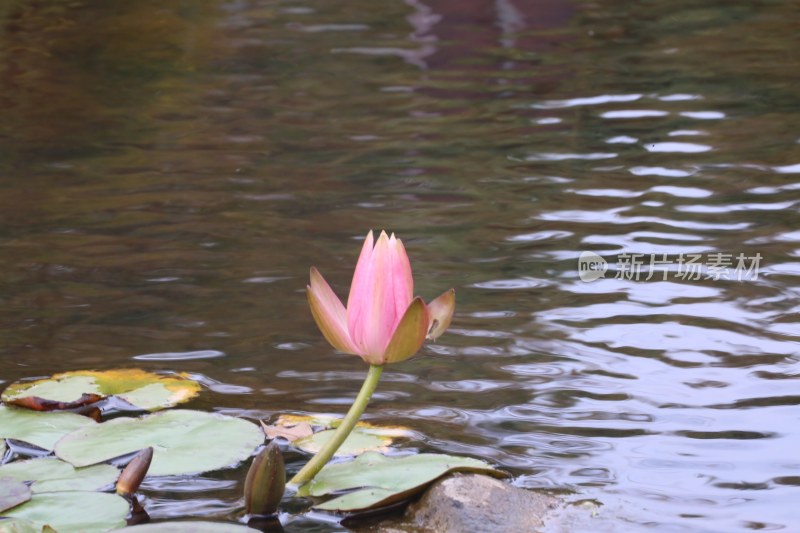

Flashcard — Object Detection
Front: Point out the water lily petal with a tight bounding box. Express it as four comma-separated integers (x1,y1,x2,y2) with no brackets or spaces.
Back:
426,288,456,340
363,231,399,357
347,231,375,354
382,298,429,364
308,268,358,354
348,231,401,358
389,234,414,320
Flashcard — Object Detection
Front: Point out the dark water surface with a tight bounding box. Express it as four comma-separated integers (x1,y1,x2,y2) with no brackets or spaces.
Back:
1,0,799,531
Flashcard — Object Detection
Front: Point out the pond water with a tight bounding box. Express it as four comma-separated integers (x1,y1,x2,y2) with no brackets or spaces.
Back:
1,0,799,531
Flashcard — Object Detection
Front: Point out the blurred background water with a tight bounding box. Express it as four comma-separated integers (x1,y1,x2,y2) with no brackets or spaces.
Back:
1,0,798,531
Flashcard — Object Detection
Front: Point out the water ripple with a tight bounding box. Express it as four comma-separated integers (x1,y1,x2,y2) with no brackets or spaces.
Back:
657,93,703,102
649,186,711,198
645,142,713,153
427,380,515,393
607,135,639,144
533,94,642,109
523,152,618,161
629,166,693,177
675,200,796,213
538,208,750,231
680,111,726,120
572,322,798,357
774,163,800,174
668,129,708,136
470,278,550,290
505,230,573,242
601,110,669,119
141,496,238,520
133,350,225,361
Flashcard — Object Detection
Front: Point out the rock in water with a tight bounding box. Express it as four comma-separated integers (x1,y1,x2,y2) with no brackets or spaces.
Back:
404,473,557,533
354,473,606,533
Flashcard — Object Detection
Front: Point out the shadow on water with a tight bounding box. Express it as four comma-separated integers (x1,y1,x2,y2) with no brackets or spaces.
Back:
1,0,799,531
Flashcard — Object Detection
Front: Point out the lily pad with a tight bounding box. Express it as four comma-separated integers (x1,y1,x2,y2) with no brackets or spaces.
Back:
293,429,391,457
2,369,201,412
306,452,506,513
0,491,129,533
0,458,119,493
266,414,412,456
1,439,6,457
270,414,342,428
0,479,31,514
314,487,399,512
272,414,411,434
56,409,263,476
111,522,260,532
0,406,95,451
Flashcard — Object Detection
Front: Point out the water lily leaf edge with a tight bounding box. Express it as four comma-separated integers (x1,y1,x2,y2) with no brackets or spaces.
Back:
1,370,201,412
0,491,129,533
305,452,507,513
0,478,31,514
55,409,264,476
0,406,96,451
0,458,119,493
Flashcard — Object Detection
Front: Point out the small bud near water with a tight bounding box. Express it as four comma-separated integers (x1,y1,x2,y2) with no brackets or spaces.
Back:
244,441,285,517
116,447,153,498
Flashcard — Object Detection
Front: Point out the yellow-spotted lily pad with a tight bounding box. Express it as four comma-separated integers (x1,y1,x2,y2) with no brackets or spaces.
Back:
0,491,129,533
55,409,264,476
0,458,119,493
264,414,413,457
2,369,201,412
0,406,95,452
294,429,391,457
304,452,507,513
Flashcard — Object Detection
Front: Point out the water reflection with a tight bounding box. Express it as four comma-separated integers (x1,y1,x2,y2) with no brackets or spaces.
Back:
133,350,225,361
1,0,799,531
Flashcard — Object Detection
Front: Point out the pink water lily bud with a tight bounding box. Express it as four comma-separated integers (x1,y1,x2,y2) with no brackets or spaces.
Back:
307,230,456,365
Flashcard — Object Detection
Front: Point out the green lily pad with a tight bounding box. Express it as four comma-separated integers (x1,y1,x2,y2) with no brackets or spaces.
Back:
0,406,95,451
0,479,31,514
56,410,264,476
111,522,260,532
0,491,129,533
1,439,6,457
0,458,119,493
314,487,399,512
306,452,506,513
2,370,201,412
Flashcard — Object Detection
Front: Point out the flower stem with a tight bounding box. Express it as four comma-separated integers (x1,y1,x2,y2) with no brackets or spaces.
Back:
288,364,384,487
